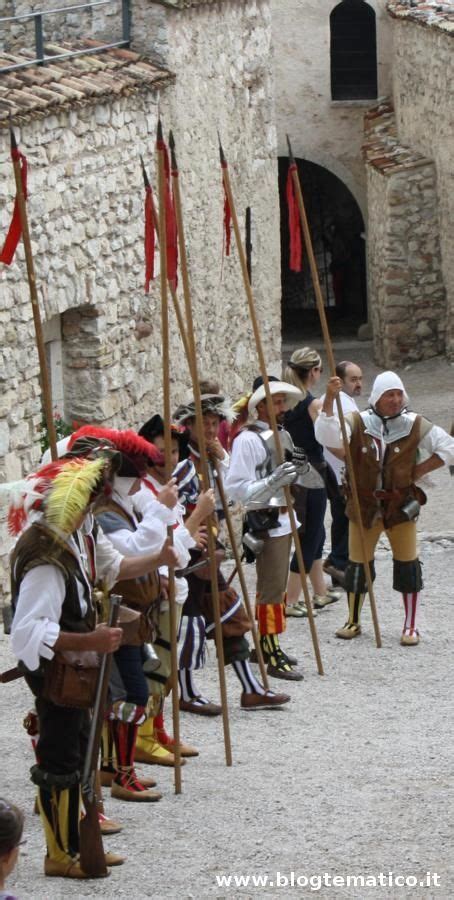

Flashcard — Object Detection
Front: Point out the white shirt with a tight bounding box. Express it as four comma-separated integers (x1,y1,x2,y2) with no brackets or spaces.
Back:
99,488,189,605
225,423,292,537
134,477,196,605
314,410,454,487
103,488,170,558
11,518,122,672
320,390,359,485
188,444,230,514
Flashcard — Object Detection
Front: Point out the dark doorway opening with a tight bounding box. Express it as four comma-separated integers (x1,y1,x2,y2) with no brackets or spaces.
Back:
279,158,367,341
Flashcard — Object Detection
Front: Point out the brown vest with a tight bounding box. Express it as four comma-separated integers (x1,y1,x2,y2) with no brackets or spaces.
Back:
345,412,430,529
95,500,160,612
11,523,96,634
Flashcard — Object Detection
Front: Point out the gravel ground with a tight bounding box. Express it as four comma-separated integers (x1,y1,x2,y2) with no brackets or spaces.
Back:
1,346,454,900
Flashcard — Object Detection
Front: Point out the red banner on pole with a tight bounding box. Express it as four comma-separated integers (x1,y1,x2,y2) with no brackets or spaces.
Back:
144,184,155,293
157,137,178,291
0,147,28,265
286,162,303,272
222,160,231,258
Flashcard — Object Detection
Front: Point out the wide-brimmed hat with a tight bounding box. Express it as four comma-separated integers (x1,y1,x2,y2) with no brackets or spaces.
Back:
173,393,235,425
248,380,303,415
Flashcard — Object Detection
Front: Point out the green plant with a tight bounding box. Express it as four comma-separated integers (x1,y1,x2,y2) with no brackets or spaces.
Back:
39,409,73,455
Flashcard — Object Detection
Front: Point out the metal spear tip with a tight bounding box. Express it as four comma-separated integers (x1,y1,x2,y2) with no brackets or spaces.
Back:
9,114,17,151
217,130,226,164
286,134,295,164
157,117,163,143
139,154,150,188
168,130,177,169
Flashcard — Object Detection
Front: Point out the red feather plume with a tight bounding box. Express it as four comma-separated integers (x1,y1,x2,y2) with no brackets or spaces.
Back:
68,426,164,465
7,506,28,536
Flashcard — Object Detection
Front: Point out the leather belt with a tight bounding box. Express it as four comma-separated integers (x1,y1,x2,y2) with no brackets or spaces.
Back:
359,488,410,501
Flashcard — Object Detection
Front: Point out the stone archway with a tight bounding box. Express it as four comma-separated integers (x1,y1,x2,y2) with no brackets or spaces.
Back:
279,157,367,342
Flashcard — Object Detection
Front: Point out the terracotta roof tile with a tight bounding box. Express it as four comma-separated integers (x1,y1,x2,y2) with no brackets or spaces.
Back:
387,1,454,33
362,99,431,174
0,40,174,127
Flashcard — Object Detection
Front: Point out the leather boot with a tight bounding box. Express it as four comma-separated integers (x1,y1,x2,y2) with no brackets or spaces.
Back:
110,720,163,800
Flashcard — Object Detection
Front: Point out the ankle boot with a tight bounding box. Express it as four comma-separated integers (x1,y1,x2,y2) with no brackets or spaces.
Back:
135,716,186,768
110,720,163,801
154,706,199,758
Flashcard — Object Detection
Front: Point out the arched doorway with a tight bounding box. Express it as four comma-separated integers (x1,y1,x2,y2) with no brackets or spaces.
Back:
279,157,367,341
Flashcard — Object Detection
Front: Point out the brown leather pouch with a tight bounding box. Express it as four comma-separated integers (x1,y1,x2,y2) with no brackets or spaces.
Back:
42,650,100,709
192,548,226,581
118,605,156,646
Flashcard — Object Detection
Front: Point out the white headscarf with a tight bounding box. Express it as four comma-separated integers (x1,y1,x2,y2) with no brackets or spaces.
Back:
368,372,409,410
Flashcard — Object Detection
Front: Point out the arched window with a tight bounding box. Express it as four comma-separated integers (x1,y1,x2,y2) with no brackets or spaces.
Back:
330,0,378,101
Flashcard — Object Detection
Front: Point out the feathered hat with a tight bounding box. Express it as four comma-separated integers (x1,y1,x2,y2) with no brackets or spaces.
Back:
5,456,112,537
68,425,164,476
173,393,236,426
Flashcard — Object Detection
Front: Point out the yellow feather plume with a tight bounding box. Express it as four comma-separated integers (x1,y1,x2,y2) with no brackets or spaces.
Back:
232,393,251,415
44,458,107,534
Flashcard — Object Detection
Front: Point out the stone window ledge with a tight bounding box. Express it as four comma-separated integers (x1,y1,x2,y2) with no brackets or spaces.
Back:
330,100,377,108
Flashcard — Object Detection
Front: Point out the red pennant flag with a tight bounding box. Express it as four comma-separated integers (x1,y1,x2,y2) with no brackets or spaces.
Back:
167,157,178,292
221,161,231,258
0,146,28,266
157,136,178,291
286,162,302,273
144,184,155,293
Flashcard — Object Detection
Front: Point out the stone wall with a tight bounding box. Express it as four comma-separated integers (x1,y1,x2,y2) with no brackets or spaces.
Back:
0,0,280,603
162,0,280,371
390,16,454,356
363,103,445,366
271,0,393,219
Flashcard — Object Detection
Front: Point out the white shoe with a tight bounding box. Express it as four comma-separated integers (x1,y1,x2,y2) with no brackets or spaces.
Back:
297,601,318,618
286,603,305,618
313,594,334,609
326,586,343,600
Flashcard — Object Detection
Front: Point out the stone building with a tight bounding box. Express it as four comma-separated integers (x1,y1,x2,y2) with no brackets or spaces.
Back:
271,0,393,333
365,2,454,364
0,0,281,602
0,0,453,604
271,0,453,366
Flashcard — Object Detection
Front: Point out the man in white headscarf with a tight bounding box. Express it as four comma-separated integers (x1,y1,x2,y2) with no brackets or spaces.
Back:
315,371,454,645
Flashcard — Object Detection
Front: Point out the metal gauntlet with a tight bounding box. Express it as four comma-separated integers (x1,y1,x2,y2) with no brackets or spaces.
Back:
244,461,297,509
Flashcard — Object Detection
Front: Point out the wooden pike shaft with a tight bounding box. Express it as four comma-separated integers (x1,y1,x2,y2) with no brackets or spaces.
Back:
213,459,270,691
170,139,232,766
287,140,382,648
156,130,182,792
10,129,58,461
220,148,324,676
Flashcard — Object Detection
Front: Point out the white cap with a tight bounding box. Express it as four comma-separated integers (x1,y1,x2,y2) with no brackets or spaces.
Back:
369,372,409,409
